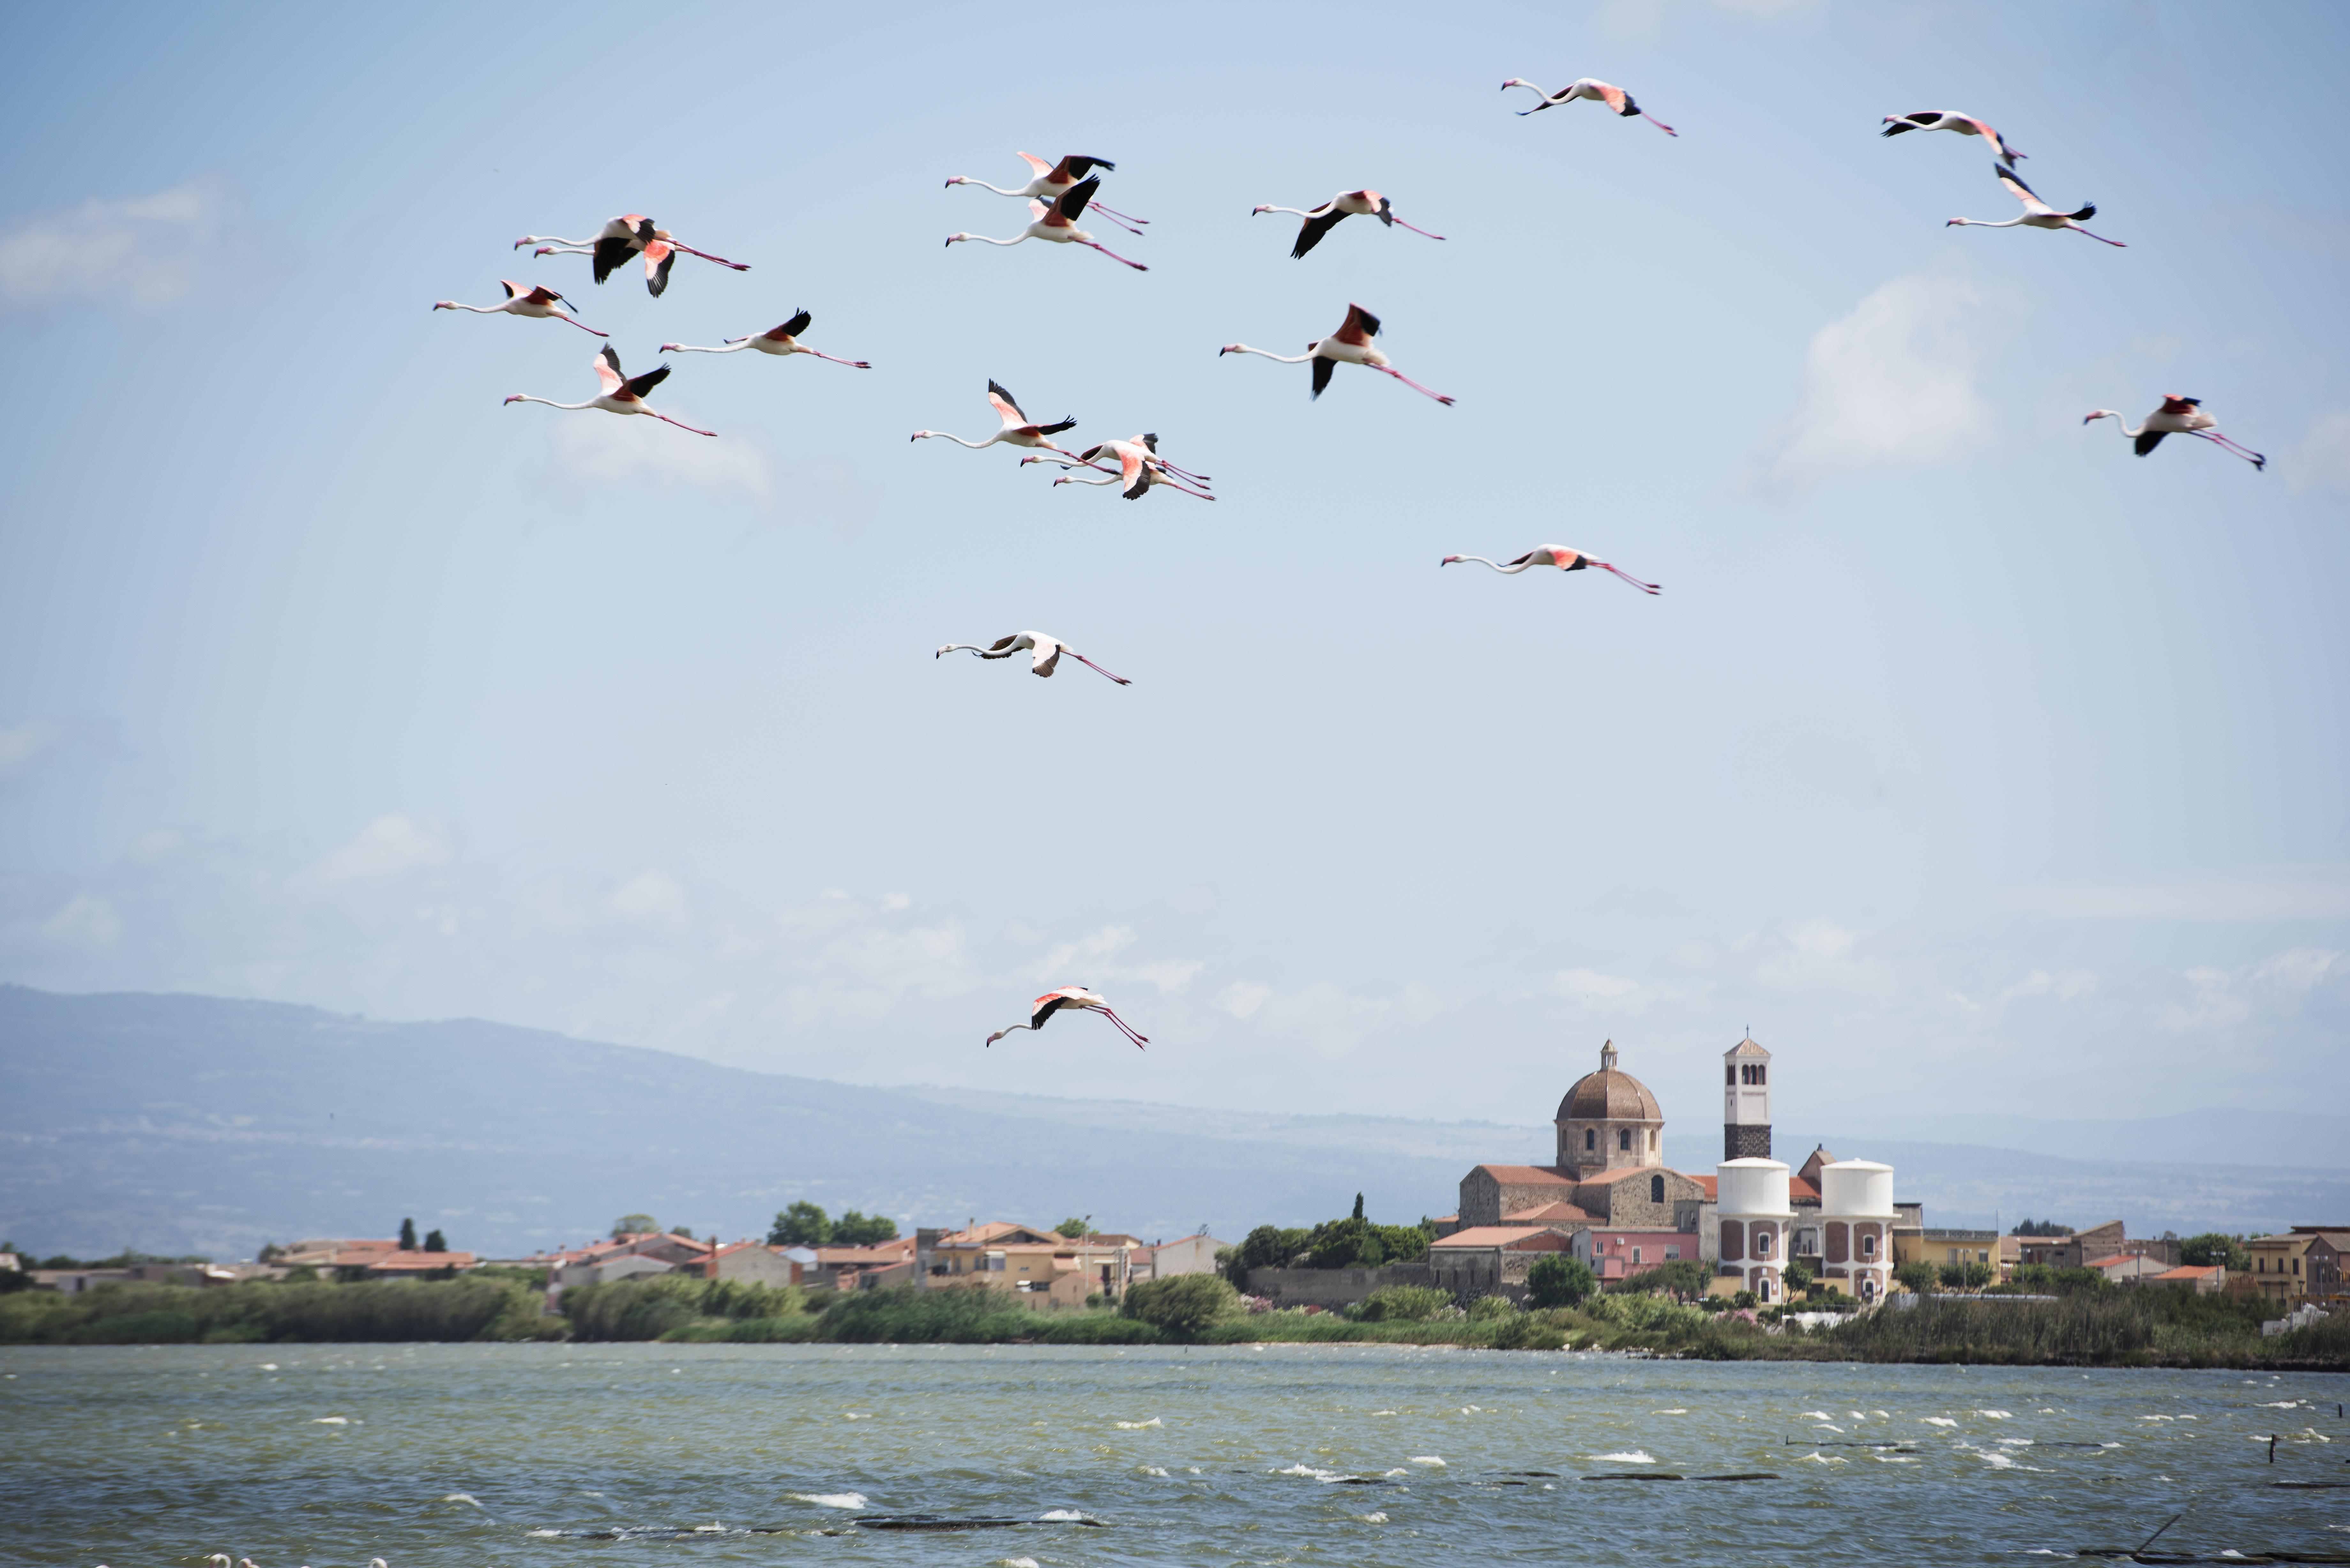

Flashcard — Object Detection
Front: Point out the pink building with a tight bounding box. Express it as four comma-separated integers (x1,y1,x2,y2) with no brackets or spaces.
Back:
1573,1229,1699,1285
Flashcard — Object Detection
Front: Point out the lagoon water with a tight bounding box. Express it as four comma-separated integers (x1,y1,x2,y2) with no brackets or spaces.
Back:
3,1343,2345,1567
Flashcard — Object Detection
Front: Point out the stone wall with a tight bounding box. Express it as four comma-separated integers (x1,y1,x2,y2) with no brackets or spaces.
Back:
1578,1167,1708,1228
1245,1263,1438,1309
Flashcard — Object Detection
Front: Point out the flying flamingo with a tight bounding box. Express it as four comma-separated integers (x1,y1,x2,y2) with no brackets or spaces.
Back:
503,344,714,436
1881,110,2025,166
1442,545,1660,593
946,178,1147,270
1030,436,1215,501
913,381,1085,459
984,986,1148,1049
1500,78,1675,135
515,215,749,296
432,281,605,335
936,631,1131,684
946,152,1149,234
658,310,870,367
2083,396,2265,470
1219,303,1454,404
1252,190,1445,259
1947,166,2124,245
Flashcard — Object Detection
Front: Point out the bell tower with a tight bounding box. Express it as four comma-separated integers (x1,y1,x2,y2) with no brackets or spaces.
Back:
1724,1033,1772,1161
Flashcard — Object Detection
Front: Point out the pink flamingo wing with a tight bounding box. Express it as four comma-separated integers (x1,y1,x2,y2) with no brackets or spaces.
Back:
594,344,625,394
1016,152,1052,176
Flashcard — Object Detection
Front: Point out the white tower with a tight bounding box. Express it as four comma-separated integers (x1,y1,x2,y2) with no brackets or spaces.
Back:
1724,1033,1771,1162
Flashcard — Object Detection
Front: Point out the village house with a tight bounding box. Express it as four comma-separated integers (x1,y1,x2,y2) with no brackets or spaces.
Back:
924,1224,1141,1307
1426,1225,1574,1297
1573,1228,1699,1286
2245,1231,2327,1308
2142,1263,2227,1295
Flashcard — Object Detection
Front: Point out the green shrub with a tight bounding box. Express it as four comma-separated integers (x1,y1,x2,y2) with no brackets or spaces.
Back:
819,1285,1032,1343
1225,1225,1310,1287
2180,1233,2250,1272
1466,1293,1520,1321
1783,1259,1817,1293
1616,1258,1708,1299
1359,1285,1451,1322
1035,1315,1162,1345
1489,1314,1568,1350
1123,1274,1243,1338
1893,1262,1937,1294
1527,1255,1596,1309
0,1277,555,1345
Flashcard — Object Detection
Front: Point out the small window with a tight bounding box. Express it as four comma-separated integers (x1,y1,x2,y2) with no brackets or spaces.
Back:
1755,1232,1771,1257
1632,1248,1643,1265
1861,1234,1876,1258
1618,1129,1632,1151
1584,1128,1596,1151
1650,1175,1664,1203
1649,1130,1658,1150
1756,1065,1766,1084
1726,1065,1736,1085
1666,1246,1679,1260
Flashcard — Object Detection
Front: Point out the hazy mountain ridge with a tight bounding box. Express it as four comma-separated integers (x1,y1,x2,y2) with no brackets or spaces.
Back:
2,986,2340,1260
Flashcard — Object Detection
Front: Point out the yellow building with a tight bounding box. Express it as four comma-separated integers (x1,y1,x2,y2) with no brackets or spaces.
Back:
1892,1228,2002,1278
928,1223,1137,1310
2245,1233,2320,1308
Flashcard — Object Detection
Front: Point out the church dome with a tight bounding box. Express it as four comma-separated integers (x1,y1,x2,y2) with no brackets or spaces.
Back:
1555,1040,1663,1123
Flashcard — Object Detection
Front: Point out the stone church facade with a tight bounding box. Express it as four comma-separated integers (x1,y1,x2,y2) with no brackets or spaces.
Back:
1456,1041,1707,1233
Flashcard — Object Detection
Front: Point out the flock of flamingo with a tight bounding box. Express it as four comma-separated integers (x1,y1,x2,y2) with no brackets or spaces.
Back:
433,74,2269,1055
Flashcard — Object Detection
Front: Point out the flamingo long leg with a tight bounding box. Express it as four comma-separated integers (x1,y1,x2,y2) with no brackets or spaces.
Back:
1597,562,1663,594
2193,431,2267,468
2071,226,2127,247
670,243,749,270
1387,216,1447,240
1374,366,1456,405
1081,240,1148,271
1066,652,1132,685
1158,478,1217,501
802,349,872,368
647,412,717,436
1087,209,1147,237
1094,1006,1148,1047
1641,112,1678,136
556,314,609,336
1089,200,1149,226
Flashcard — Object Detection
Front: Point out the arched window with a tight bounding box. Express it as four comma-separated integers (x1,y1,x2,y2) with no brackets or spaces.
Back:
1650,1175,1664,1203
1755,1231,1771,1258
1618,1128,1632,1151
1725,1065,1735,1085
1584,1128,1596,1151
1860,1233,1877,1258
1649,1129,1658,1150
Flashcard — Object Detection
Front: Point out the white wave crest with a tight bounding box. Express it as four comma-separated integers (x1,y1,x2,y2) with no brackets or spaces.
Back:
1799,1452,1847,1464
1410,1456,1446,1466
441,1492,481,1506
1358,1512,1388,1523
1590,1451,1656,1464
792,1492,868,1509
1921,1417,1958,1427
1116,1417,1162,1429
1037,1509,1095,1522
313,1416,348,1425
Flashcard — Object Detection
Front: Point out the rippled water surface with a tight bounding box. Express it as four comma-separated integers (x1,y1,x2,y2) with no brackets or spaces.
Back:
4,1343,2346,1567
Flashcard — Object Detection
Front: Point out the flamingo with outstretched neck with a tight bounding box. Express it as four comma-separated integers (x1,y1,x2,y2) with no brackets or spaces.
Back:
1442,545,1659,593
2083,396,2264,469
984,986,1148,1048
946,152,1148,234
503,345,714,436
1252,190,1444,259
432,281,605,335
1947,166,2124,245
1219,303,1453,404
659,310,869,367
913,381,1088,460
946,178,1146,270
515,215,748,296
936,631,1131,684
1881,110,2024,166
1501,77,1676,135
1029,436,1214,501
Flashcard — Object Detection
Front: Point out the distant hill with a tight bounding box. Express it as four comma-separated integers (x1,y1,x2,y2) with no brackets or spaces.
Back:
2,986,2341,1260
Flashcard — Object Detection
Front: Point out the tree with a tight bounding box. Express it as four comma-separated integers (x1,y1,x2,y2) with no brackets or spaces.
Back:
1526,1254,1597,1309
1959,1260,1995,1289
398,1217,418,1251
833,1210,899,1246
1054,1217,1090,1239
1122,1273,1242,1337
2180,1233,2250,1272
1351,1193,1365,1221
1224,1225,1309,1287
1894,1260,1938,1294
1619,1258,1711,1299
422,1229,447,1254
2010,1218,2072,1236
1306,1216,1384,1269
612,1214,659,1239
1782,1258,1817,1294
1359,1284,1451,1322
768,1202,831,1248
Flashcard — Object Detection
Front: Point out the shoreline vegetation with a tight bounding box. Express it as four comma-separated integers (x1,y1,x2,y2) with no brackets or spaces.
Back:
2,1270,2343,1371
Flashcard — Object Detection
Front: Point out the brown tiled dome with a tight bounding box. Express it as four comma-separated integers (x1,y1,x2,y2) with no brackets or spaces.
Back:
1555,1040,1663,1123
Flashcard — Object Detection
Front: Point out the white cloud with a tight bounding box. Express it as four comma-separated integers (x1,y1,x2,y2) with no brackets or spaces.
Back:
0,720,61,781
296,815,448,890
1219,982,1271,1019
1557,968,1647,1011
0,177,224,310
608,869,690,930
2157,947,2344,1033
551,413,772,499
1038,924,1202,992
2000,969,2098,1004
1754,272,1989,493
2286,408,2350,495
39,893,122,949
2017,874,2350,921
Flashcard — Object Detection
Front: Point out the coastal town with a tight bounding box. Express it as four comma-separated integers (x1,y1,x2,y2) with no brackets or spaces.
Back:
9,1034,2341,1335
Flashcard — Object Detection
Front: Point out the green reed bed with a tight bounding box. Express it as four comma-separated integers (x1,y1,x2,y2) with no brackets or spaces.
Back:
0,1276,558,1344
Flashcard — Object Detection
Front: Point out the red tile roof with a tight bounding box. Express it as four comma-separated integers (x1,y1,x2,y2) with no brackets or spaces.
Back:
1499,1201,1595,1224
1473,1164,1575,1185
1432,1226,1578,1251
365,1251,478,1272
1688,1175,1718,1199
2147,1265,2220,1281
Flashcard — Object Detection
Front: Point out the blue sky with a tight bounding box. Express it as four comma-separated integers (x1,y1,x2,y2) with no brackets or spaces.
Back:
1,1,2344,1139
